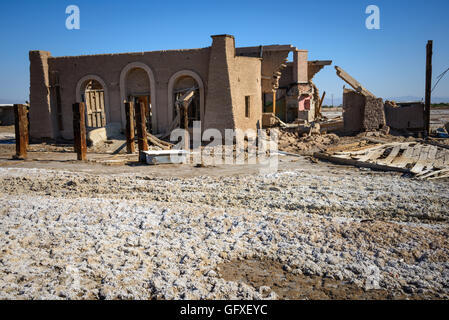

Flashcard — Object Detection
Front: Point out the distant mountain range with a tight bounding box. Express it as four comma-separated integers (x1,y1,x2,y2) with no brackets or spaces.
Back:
323,96,449,106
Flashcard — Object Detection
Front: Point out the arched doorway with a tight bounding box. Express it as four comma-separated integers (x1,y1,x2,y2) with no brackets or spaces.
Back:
173,76,200,128
125,67,152,132
167,70,204,130
120,62,157,133
76,75,109,128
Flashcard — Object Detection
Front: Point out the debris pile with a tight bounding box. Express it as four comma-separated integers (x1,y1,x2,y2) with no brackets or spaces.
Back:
277,129,340,154
314,140,449,180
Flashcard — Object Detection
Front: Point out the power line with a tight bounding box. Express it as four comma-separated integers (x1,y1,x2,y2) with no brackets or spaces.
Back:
431,66,449,92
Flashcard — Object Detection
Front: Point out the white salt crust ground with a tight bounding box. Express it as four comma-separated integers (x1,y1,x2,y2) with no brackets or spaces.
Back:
0,164,448,299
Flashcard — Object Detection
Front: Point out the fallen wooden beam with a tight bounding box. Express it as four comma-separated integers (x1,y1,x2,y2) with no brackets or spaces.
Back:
314,152,411,173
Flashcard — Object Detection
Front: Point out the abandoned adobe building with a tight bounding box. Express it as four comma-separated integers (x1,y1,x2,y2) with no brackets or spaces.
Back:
29,34,331,140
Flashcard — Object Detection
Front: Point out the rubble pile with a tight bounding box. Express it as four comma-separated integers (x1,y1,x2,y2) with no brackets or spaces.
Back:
278,129,340,154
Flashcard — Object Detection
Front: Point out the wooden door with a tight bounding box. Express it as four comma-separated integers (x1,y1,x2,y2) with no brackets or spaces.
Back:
85,89,106,127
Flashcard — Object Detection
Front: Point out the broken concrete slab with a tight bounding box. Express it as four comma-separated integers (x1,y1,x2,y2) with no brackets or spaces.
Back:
87,122,122,146
335,66,376,97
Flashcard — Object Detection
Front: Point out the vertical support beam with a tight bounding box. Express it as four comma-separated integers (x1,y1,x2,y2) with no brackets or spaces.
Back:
317,91,326,118
272,90,277,116
125,102,135,154
425,40,433,136
183,103,189,150
72,102,87,161
135,101,148,162
13,104,29,159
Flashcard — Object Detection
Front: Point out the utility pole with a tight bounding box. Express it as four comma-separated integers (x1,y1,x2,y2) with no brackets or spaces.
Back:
425,40,433,136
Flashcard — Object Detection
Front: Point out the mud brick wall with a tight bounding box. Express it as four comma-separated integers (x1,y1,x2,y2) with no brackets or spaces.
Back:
363,96,386,131
343,89,365,133
385,103,425,130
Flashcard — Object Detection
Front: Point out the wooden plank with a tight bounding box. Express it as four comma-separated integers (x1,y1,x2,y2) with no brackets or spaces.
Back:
433,150,445,168
72,102,87,161
411,145,431,173
13,104,28,160
426,145,438,166
418,168,449,180
428,170,449,180
358,147,386,162
125,102,135,154
87,91,93,127
314,152,411,173
100,91,105,126
444,152,449,165
394,145,415,168
378,145,402,165
335,144,383,156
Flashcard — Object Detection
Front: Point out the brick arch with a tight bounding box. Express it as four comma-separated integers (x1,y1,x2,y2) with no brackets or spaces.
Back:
75,74,110,124
167,70,205,126
119,62,157,132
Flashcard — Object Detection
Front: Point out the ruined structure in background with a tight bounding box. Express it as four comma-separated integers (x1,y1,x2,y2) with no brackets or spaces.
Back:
28,35,330,141
342,89,387,133
384,101,425,132
337,66,425,134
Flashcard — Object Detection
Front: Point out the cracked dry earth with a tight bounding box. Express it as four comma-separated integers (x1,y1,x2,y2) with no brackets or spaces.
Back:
0,158,448,300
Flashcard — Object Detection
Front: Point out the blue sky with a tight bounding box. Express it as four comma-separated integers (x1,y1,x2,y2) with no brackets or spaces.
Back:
0,0,448,104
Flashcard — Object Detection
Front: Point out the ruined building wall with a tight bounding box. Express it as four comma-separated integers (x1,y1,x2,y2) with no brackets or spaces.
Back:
45,47,211,139
384,102,425,131
363,96,386,131
343,89,387,133
231,56,262,132
29,50,53,139
203,35,237,134
343,89,365,133
204,35,262,135
29,35,289,140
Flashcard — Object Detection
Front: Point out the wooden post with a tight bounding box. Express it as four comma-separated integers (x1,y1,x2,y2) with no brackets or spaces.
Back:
272,90,277,116
425,40,433,136
72,102,87,161
183,103,189,150
125,101,135,154
317,91,326,119
13,104,28,159
135,101,148,162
